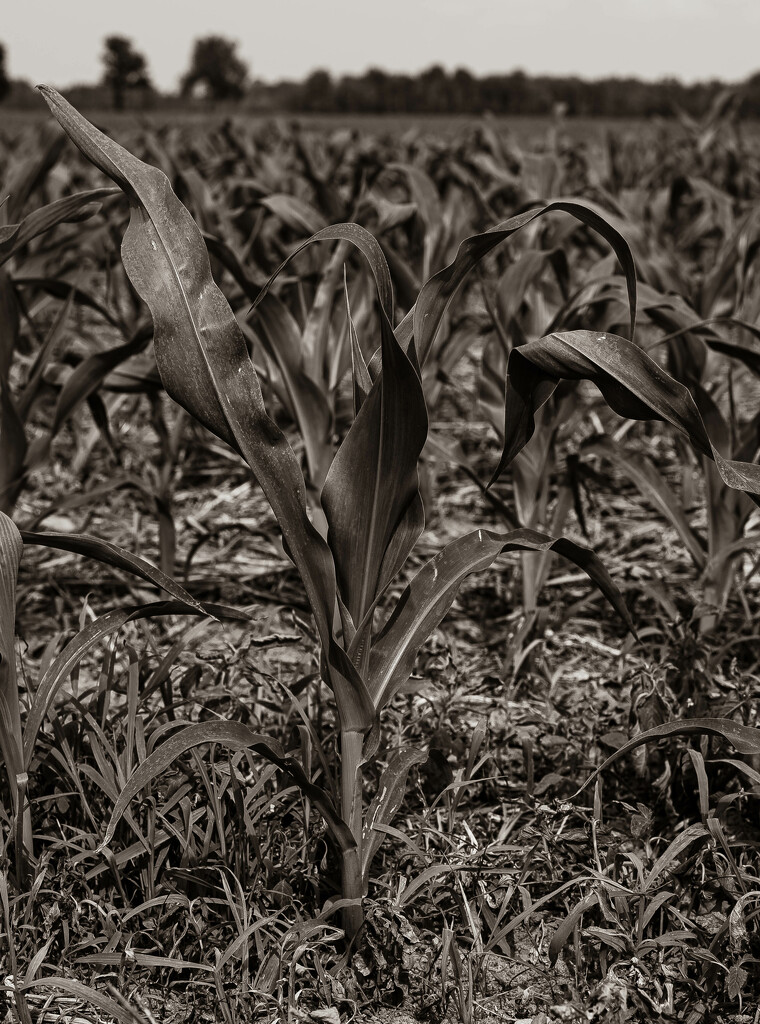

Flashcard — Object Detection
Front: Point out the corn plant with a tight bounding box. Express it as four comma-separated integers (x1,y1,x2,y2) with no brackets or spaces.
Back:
31,89,653,943
0,187,120,513
569,276,760,631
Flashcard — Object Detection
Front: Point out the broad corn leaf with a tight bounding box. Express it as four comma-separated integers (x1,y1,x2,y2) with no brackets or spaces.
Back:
322,295,428,629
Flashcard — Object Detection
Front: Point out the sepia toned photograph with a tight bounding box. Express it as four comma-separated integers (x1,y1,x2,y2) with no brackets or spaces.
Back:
1,2,760,1020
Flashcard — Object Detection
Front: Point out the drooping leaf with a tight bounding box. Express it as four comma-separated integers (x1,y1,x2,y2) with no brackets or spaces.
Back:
368,527,634,711
52,327,153,436
25,327,154,473
405,200,637,367
15,287,75,422
576,717,760,796
491,330,760,499
20,530,206,612
98,721,355,853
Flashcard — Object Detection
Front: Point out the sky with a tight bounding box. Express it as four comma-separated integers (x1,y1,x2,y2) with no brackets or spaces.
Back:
3,0,758,93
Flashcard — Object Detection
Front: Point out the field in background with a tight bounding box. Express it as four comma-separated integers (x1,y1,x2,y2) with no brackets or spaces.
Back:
2,102,678,141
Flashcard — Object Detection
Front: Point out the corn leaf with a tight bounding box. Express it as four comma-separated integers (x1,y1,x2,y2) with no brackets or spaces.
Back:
576,717,760,796
13,275,122,329
250,292,333,486
0,513,24,793
38,86,373,733
98,720,355,853
345,274,373,414
407,200,637,367
368,527,634,710
0,270,25,514
260,193,327,235
26,328,153,472
322,282,428,629
20,530,205,612
491,330,760,498
0,187,118,268
253,220,427,630
0,383,26,517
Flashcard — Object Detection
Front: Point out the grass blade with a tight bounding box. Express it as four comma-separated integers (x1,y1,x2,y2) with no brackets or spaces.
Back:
98,720,355,853
22,601,218,767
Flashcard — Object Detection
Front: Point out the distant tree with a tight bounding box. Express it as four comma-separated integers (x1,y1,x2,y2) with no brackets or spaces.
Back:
301,69,334,112
0,43,10,103
452,68,478,113
181,36,249,102
102,36,151,110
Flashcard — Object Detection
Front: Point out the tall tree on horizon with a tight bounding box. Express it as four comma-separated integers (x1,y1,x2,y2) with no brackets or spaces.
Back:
0,43,10,103
102,36,152,110
180,36,249,102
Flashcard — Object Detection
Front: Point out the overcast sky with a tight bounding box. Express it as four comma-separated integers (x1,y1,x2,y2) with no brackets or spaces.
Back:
4,0,757,93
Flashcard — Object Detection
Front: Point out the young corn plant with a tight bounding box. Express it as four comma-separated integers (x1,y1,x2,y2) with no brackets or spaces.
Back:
0,186,121,513
37,88,642,941
574,277,760,632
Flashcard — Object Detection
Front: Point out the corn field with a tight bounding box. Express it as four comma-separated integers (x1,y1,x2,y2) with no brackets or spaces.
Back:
1,92,760,1022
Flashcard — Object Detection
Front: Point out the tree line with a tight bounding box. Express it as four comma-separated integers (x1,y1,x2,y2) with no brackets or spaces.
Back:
2,36,760,119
